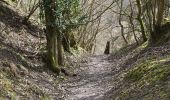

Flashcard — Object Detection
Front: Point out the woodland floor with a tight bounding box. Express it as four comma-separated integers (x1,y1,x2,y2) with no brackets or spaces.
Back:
0,1,170,100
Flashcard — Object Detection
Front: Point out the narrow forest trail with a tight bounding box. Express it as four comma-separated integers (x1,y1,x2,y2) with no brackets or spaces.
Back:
62,55,119,100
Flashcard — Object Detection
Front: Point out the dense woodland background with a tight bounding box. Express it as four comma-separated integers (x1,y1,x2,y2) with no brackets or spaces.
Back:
0,0,170,99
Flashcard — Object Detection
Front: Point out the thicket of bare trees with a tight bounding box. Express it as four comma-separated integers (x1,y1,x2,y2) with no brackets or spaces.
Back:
78,0,170,53
11,0,170,72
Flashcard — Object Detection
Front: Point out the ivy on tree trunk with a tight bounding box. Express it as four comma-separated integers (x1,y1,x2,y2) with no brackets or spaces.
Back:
43,0,60,74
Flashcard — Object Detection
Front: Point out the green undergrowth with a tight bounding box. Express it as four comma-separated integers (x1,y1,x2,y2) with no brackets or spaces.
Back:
125,56,170,83
117,56,170,100
133,41,148,52
70,46,87,56
112,41,149,59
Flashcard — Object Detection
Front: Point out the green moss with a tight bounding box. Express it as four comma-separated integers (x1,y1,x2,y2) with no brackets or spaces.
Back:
132,41,148,53
40,95,50,100
119,56,170,99
125,57,170,83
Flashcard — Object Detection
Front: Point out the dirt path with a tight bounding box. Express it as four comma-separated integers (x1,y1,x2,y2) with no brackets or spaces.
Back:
62,55,118,100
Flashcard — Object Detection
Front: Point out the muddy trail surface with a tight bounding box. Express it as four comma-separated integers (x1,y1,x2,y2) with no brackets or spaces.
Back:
61,55,119,100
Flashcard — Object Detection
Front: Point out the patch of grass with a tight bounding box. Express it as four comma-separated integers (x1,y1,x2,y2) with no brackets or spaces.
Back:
118,56,170,99
125,57,170,84
133,41,148,52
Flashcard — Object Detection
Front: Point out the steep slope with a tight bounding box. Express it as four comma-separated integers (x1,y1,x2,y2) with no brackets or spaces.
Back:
0,1,64,99
103,41,170,99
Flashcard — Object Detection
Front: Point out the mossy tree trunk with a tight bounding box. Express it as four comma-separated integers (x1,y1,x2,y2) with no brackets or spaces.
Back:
62,30,71,53
136,0,147,42
43,0,60,74
150,0,165,44
156,0,165,27
57,31,64,66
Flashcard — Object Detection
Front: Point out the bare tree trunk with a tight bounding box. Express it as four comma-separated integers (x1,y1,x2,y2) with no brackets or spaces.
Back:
129,0,139,45
129,17,139,45
23,1,40,23
136,0,147,42
119,0,128,45
165,0,170,17
62,30,71,53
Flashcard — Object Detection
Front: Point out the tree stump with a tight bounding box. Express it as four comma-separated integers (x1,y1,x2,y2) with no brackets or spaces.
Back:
104,41,110,54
